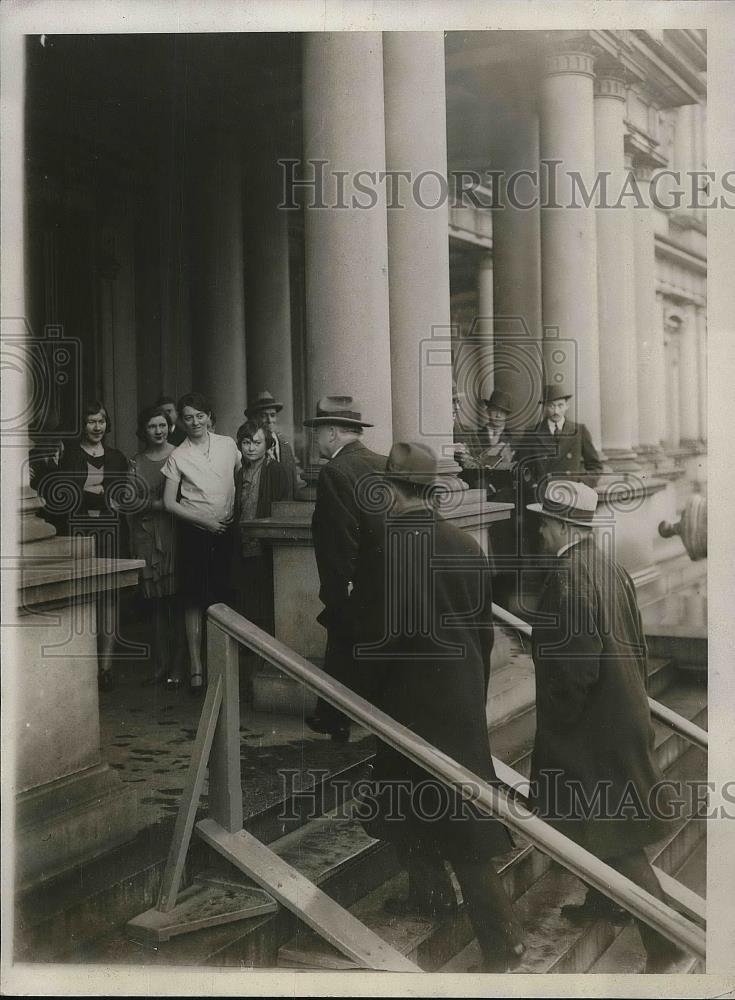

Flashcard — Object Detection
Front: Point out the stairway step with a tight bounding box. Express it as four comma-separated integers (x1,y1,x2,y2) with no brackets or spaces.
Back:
278,833,550,971
647,657,677,699
38,759,375,965
486,654,536,729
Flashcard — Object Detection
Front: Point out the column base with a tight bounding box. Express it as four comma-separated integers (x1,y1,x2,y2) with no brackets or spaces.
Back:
15,762,140,889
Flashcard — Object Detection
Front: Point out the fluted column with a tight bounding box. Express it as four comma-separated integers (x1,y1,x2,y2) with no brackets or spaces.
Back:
696,305,707,443
491,109,543,428
383,31,457,470
634,173,667,454
190,130,248,439
540,45,602,445
302,33,393,455
679,301,700,445
244,120,295,440
663,302,682,451
594,72,639,464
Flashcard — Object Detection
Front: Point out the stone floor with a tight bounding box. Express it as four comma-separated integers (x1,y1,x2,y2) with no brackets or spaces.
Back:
99,658,375,835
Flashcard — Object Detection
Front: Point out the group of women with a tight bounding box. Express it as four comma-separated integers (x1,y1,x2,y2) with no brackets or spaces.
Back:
38,392,292,693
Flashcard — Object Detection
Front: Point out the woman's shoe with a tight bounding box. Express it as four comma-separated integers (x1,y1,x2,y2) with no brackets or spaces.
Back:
165,676,182,691
98,669,116,692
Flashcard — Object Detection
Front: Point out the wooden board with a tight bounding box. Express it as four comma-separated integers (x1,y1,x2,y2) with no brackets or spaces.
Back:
127,880,277,945
196,817,419,972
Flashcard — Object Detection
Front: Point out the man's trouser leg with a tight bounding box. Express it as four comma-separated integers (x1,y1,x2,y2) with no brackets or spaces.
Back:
453,856,525,971
307,632,353,738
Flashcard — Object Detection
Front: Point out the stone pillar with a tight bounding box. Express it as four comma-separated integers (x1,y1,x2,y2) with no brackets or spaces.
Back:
491,110,544,428
663,303,682,450
475,250,494,389
634,174,667,454
382,31,459,470
540,45,602,445
679,301,700,445
302,32,393,455
244,120,295,441
594,72,639,465
696,305,707,443
190,130,248,439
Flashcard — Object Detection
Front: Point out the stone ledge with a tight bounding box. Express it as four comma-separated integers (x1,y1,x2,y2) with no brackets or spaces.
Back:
16,556,144,608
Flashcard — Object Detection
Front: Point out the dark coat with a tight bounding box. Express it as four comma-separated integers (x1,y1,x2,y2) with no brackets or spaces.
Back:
235,458,291,523
271,433,299,499
311,439,387,638
523,419,603,494
529,536,672,859
352,509,512,862
37,441,130,554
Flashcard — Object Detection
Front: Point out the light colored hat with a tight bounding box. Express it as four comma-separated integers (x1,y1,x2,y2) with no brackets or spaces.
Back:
303,395,373,428
527,479,599,527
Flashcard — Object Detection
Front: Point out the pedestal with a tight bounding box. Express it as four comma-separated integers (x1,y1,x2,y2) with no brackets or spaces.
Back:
14,537,144,887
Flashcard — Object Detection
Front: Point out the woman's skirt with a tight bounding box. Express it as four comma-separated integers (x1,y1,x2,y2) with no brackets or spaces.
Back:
178,522,234,607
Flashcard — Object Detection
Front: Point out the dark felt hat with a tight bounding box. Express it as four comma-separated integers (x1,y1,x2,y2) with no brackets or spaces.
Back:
483,388,513,413
245,390,283,417
303,395,373,428
539,383,573,404
384,441,438,485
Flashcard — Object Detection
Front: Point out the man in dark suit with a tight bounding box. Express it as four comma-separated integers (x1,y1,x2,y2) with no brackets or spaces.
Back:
526,481,686,972
245,389,303,497
524,383,603,497
303,395,387,741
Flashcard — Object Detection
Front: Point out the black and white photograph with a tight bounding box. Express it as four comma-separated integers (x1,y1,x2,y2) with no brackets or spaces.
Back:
1,1,734,996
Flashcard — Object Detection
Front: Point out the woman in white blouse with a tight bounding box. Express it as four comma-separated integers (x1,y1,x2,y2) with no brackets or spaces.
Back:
162,392,240,693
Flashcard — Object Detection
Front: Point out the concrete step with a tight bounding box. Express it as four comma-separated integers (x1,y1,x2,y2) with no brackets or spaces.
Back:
277,835,550,971
16,757,374,963
79,800,401,968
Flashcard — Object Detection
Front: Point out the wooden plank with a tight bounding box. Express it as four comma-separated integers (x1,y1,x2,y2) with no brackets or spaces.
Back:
127,881,277,945
196,818,420,972
653,865,706,924
156,674,223,912
207,625,244,833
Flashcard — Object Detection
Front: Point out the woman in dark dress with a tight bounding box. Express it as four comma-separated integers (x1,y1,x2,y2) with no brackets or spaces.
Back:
38,399,130,690
128,406,181,688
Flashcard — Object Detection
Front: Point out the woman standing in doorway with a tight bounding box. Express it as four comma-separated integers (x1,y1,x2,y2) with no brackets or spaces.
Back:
128,405,181,688
161,392,240,694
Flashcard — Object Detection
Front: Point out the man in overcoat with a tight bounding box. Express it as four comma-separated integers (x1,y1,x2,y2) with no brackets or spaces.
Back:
524,383,603,495
352,442,525,972
304,396,387,741
527,480,685,972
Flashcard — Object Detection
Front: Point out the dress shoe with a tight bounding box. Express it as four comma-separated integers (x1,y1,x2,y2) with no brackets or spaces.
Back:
560,896,629,925
305,714,350,743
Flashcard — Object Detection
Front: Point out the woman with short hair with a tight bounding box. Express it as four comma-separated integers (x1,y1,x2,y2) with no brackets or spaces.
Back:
38,399,130,690
161,392,240,693
128,405,181,688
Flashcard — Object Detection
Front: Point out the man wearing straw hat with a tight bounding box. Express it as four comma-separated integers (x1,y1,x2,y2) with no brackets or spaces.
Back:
303,396,387,742
527,481,685,972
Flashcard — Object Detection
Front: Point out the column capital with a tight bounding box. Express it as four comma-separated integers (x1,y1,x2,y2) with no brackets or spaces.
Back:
543,46,596,80
594,74,627,102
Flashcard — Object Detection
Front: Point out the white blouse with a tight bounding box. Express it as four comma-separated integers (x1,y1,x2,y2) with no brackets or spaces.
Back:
161,433,241,522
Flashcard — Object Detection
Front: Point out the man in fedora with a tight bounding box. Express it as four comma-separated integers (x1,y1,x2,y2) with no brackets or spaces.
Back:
303,395,387,741
526,481,685,972
475,388,516,469
525,383,602,498
352,441,525,971
245,390,303,497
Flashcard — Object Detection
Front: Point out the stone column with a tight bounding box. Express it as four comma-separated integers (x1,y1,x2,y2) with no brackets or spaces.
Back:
696,305,707,443
594,72,639,465
491,110,543,428
244,120,295,441
382,31,458,470
663,303,682,450
302,32,393,455
634,174,667,455
679,301,700,445
540,45,602,445
189,130,248,440
475,250,494,384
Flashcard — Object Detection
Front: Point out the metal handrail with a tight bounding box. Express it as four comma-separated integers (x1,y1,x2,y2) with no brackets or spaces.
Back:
491,603,708,753
207,603,706,960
